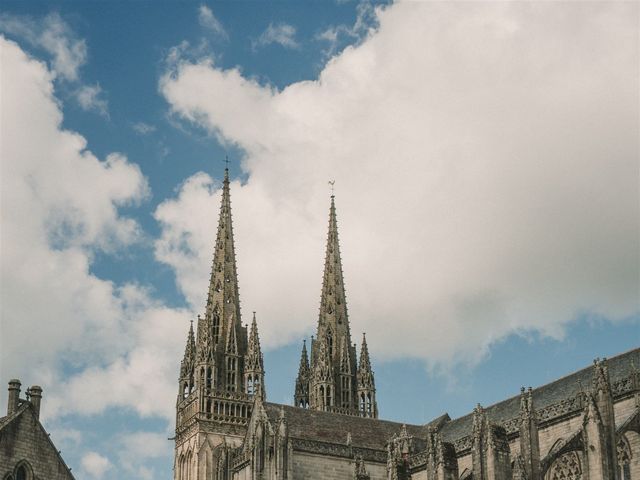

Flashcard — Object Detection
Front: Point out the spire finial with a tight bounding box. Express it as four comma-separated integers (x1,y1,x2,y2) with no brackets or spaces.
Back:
328,179,335,197
223,155,230,181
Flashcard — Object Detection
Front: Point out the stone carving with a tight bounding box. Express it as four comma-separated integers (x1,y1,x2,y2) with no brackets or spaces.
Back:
548,451,582,480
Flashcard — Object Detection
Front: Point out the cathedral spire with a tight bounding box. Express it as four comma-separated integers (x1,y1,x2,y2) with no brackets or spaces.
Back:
178,320,196,398
294,340,310,408
356,333,377,418
297,193,378,416
204,167,241,333
358,333,372,375
244,312,265,400
316,194,351,354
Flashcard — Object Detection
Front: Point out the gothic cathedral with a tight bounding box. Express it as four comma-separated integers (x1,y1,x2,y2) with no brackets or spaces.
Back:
174,168,640,480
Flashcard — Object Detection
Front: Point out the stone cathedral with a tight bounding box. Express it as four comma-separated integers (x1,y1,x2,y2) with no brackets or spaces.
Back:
174,168,640,480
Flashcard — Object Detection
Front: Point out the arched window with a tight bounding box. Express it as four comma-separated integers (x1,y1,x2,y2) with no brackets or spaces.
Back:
14,463,32,480
617,435,632,480
548,451,582,480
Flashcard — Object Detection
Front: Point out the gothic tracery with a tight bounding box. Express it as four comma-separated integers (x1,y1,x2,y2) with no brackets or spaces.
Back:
548,452,582,480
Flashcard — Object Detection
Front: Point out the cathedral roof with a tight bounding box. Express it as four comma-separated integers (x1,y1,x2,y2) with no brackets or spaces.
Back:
263,402,437,451
439,347,640,443
264,347,638,453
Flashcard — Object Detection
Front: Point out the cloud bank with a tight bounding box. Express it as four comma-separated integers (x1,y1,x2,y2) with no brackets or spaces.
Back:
160,2,639,366
0,34,187,455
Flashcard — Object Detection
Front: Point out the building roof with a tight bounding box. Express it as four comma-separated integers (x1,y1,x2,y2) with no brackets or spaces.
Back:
0,401,29,431
264,402,435,451
262,347,638,452
439,347,640,443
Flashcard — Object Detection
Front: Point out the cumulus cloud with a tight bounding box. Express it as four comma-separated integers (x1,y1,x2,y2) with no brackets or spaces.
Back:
253,23,300,50
198,5,228,39
0,36,187,431
118,431,172,476
81,451,112,479
0,12,87,81
160,2,639,367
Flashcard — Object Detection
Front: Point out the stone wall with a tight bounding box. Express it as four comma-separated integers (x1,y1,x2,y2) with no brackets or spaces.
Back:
291,451,386,480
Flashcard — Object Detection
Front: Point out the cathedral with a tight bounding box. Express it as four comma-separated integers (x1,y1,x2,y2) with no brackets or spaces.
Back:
173,167,639,480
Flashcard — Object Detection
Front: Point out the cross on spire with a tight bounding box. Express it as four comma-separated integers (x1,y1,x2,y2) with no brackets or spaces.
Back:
328,180,335,196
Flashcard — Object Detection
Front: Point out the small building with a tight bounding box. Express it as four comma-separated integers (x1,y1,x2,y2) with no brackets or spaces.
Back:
0,379,75,480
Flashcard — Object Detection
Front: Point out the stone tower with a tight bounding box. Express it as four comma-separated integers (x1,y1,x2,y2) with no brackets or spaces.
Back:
174,167,262,479
294,194,378,418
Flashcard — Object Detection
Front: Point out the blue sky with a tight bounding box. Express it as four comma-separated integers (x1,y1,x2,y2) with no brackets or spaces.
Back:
1,1,638,478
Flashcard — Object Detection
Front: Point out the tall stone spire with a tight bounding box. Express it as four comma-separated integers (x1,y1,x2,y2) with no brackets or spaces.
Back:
294,340,310,408
316,195,352,352
357,333,377,418
193,167,247,394
175,165,256,478
204,167,243,351
295,193,377,416
244,312,265,400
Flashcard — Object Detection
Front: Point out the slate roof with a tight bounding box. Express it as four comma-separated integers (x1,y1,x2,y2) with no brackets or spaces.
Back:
439,347,640,443
0,402,29,431
263,403,434,451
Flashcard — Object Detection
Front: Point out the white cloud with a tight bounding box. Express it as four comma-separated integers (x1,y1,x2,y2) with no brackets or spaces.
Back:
160,2,639,367
0,12,87,81
81,451,112,479
133,122,157,135
0,36,188,430
75,83,109,117
198,5,228,39
316,1,379,56
253,23,300,50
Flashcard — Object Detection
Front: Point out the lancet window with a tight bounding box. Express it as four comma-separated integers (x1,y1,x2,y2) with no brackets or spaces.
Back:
618,436,632,480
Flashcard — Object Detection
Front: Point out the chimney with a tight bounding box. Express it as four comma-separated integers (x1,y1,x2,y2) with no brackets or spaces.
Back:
7,379,21,415
28,385,42,420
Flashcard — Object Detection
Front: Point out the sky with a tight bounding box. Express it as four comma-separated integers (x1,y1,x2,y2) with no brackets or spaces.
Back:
0,1,638,478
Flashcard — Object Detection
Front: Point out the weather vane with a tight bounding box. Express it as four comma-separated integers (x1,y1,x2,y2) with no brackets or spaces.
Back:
328,180,335,195
223,155,230,169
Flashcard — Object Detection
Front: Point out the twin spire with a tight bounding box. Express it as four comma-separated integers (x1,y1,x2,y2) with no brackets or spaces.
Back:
295,194,378,417
179,167,377,419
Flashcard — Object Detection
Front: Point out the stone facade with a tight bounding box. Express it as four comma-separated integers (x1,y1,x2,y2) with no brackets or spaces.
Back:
0,380,75,480
175,168,640,480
